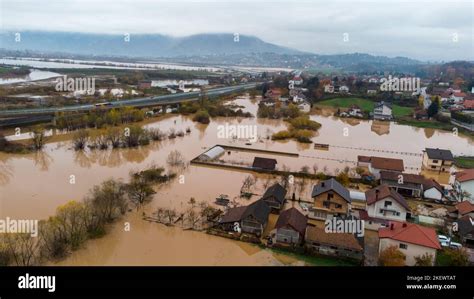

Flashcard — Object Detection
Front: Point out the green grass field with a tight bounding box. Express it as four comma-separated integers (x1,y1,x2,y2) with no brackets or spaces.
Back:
454,156,474,169
318,97,413,117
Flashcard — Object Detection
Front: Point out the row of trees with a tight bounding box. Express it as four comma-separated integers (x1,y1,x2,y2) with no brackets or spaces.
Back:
0,165,176,266
72,126,187,150
379,245,470,266
55,106,147,131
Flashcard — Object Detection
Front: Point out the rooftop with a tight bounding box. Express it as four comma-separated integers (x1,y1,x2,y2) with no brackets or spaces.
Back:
379,221,441,250
365,184,409,210
311,178,351,203
424,148,454,161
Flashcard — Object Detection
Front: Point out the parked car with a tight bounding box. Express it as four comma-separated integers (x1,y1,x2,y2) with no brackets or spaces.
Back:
438,235,451,244
449,242,463,250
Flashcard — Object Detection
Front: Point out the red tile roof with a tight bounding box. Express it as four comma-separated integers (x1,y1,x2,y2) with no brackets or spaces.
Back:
454,201,474,216
455,169,474,183
463,100,474,109
378,221,441,249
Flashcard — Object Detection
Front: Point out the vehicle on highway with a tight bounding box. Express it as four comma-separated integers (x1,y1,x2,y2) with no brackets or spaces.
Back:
95,102,113,107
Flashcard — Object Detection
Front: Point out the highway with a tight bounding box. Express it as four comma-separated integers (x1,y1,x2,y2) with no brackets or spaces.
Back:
0,83,258,117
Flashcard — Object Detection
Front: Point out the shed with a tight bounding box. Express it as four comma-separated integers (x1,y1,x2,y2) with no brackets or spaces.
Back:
199,146,225,161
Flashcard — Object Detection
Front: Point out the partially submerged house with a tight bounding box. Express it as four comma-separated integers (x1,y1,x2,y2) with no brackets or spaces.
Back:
274,207,308,245
422,148,454,173
357,156,404,179
305,226,363,261
365,184,410,223
218,200,271,236
252,157,277,171
261,183,287,212
310,178,352,220
378,221,441,266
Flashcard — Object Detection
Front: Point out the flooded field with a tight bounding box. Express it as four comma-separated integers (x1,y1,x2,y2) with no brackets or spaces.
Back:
0,94,472,265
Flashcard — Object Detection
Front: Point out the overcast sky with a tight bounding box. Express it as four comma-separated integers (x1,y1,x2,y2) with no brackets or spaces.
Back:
1,0,473,61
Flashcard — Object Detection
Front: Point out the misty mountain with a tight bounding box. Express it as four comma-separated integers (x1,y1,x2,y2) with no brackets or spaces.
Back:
0,31,303,57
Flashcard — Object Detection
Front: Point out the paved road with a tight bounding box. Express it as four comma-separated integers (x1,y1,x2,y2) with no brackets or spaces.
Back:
0,83,258,117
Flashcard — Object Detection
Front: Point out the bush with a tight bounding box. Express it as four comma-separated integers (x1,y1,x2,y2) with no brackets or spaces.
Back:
193,110,210,124
289,116,321,131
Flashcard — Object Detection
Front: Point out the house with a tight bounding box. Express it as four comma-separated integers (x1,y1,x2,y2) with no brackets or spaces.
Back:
448,201,474,219
292,76,303,85
324,84,335,93
261,183,287,212
218,200,270,236
366,184,410,222
138,81,152,90
378,221,441,266
305,226,363,261
265,88,282,101
373,101,393,120
422,148,454,173
422,178,444,201
380,171,424,197
413,107,429,120
252,157,277,171
297,101,311,113
452,92,466,103
310,178,352,220
463,100,474,110
357,156,404,179
367,89,377,95
274,207,307,245
453,169,474,202
348,105,363,117
379,171,443,201
339,85,350,93
455,215,474,248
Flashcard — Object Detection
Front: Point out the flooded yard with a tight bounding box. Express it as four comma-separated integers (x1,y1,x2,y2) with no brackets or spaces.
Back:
0,94,472,265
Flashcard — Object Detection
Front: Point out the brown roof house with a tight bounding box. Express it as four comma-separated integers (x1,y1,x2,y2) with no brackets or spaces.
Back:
261,183,287,212
218,200,270,237
357,156,404,179
305,226,363,261
455,215,474,248
310,178,352,220
448,201,474,219
274,208,308,245
365,185,410,224
380,171,444,201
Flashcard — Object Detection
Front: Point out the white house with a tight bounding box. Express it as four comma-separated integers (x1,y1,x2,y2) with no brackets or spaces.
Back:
297,101,311,113
348,105,363,117
378,221,441,266
422,179,444,201
324,84,334,93
357,156,404,179
373,101,393,120
339,85,350,93
365,185,410,222
453,169,474,202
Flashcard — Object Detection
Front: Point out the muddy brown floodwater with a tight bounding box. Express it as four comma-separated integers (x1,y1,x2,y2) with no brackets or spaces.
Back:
0,94,472,265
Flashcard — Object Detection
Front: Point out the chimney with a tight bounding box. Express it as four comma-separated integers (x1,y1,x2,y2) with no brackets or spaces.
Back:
375,189,379,200
390,223,394,230
402,223,407,228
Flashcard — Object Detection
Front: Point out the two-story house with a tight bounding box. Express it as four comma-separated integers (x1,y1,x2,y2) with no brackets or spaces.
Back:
310,178,352,220
422,148,454,173
452,169,474,202
357,156,404,179
365,184,410,222
274,207,307,245
218,199,270,236
373,101,393,120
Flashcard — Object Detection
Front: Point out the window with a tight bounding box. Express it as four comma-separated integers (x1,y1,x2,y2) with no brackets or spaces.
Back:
395,212,400,216
399,243,407,250
335,204,342,209
323,201,330,208
327,193,334,200
384,201,392,207
432,160,438,163
431,166,436,169
379,209,384,214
